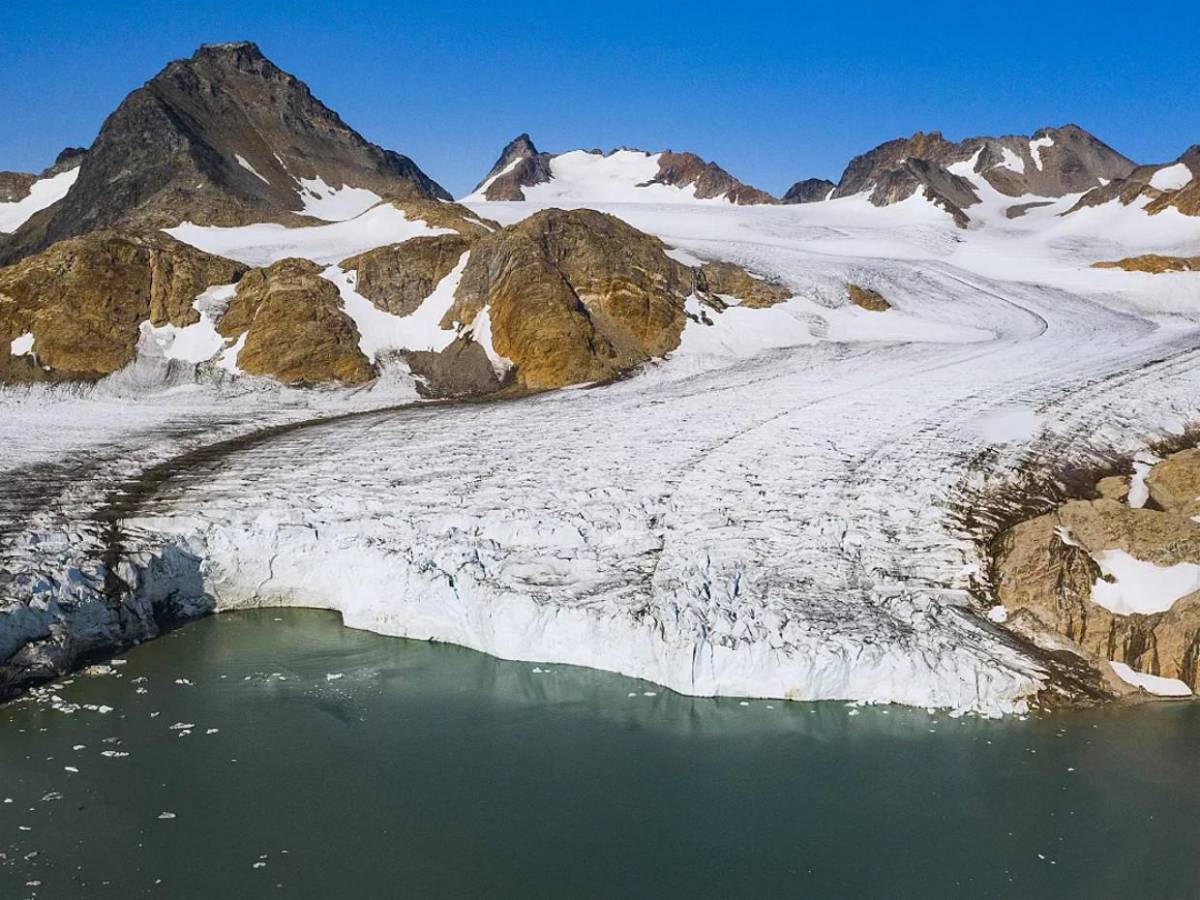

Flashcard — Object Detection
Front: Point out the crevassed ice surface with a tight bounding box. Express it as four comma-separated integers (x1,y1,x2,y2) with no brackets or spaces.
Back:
5,195,1200,715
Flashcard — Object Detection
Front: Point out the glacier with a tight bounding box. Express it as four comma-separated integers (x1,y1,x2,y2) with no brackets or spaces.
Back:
4,193,1200,715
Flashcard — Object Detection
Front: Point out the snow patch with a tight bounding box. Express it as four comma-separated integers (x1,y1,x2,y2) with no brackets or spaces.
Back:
1128,452,1160,509
0,167,79,234
165,204,449,267
997,146,1026,175
324,252,469,361
236,155,270,185
1090,550,1200,616
10,332,34,357
139,284,238,364
296,176,383,222
1028,136,1054,171
1109,661,1192,697
1148,163,1193,192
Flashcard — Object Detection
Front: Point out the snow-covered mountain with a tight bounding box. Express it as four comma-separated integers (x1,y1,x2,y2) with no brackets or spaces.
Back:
463,133,776,204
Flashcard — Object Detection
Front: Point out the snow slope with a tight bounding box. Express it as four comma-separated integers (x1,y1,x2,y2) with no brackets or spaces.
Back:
0,167,79,233
5,185,1200,715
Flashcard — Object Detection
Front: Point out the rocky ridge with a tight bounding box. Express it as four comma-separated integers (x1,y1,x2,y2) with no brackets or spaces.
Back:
820,125,1135,225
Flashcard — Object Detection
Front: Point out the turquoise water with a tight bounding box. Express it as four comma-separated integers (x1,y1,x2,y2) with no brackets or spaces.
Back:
0,609,1196,898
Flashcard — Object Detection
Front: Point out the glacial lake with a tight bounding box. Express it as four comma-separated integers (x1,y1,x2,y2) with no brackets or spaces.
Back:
0,609,1195,898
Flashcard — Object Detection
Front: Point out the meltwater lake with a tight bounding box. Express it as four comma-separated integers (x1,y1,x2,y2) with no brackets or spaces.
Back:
0,609,1195,898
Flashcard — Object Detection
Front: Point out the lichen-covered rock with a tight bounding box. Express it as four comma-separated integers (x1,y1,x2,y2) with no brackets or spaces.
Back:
993,449,1200,692
847,283,891,311
700,262,791,308
0,230,245,380
218,258,374,384
1091,254,1200,274
448,209,696,390
1146,448,1200,518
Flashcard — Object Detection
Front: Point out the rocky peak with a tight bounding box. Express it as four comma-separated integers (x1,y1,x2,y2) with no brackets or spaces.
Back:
781,178,835,204
469,134,555,200
0,42,449,264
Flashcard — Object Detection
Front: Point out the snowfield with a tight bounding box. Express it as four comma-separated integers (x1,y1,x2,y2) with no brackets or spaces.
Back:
4,189,1200,715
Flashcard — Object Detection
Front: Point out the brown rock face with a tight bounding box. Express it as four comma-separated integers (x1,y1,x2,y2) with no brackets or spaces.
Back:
1092,255,1200,274
341,234,473,316
992,448,1200,693
846,283,891,311
217,258,373,385
449,209,700,390
0,230,245,380
648,152,777,205
700,262,791,308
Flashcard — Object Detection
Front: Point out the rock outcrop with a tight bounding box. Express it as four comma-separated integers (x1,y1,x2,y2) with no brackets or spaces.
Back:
0,42,449,264
1067,146,1199,218
846,283,891,311
0,230,245,380
991,448,1200,695
782,178,835,204
648,151,776,204
699,261,792,308
1092,254,1200,274
447,209,692,389
218,258,374,385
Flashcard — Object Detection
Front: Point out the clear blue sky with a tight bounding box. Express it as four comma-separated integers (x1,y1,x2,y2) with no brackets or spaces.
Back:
2,1,1197,198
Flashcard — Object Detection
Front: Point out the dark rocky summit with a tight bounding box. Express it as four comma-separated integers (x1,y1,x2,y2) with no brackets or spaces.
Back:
0,42,450,264
469,134,556,201
781,178,835,204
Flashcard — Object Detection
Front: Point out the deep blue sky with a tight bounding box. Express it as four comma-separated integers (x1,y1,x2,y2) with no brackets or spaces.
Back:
2,1,1197,197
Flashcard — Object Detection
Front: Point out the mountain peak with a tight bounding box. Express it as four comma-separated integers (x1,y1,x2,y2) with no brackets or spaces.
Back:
0,41,449,263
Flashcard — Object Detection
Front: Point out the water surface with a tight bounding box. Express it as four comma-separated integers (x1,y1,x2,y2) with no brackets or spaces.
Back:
1,610,1195,897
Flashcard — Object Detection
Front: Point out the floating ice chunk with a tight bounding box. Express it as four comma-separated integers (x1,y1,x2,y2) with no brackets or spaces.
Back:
158,812,176,820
